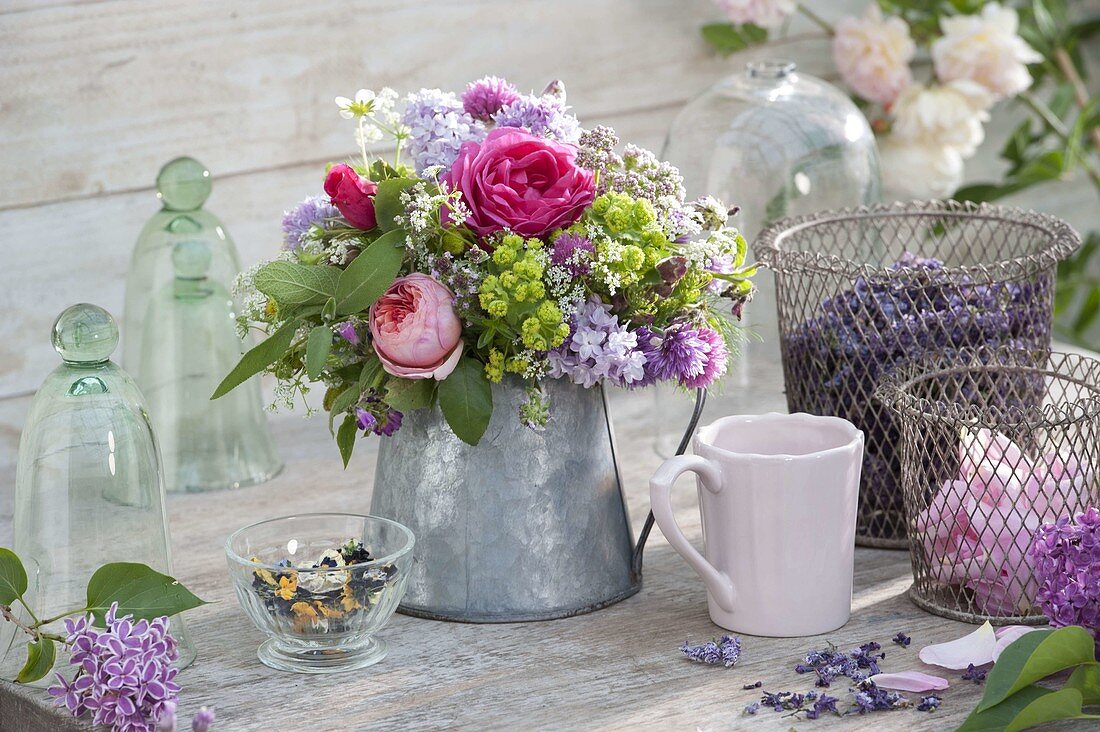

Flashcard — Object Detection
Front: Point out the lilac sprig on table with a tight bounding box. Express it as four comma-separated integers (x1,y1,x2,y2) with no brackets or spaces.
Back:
961,663,987,684
794,641,885,686
892,632,911,647
679,635,742,667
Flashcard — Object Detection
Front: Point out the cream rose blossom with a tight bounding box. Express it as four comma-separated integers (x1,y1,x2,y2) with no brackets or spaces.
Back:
879,135,964,200
833,4,915,105
932,3,1042,100
891,80,993,158
713,0,796,29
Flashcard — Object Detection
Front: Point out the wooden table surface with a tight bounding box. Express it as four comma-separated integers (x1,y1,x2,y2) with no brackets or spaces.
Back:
0,290,1092,731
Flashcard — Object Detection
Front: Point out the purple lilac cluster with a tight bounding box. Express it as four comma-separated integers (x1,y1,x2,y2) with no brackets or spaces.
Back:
155,704,216,732
281,195,339,250
402,89,485,173
47,603,180,732
461,76,521,122
795,642,885,687
786,253,1050,539
547,299,646,388
492,90,580,143
1029,507,1100,651
679,635,742,667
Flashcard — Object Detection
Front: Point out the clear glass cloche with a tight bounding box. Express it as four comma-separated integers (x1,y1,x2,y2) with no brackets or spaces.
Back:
123,157,282,492
4,305,194,675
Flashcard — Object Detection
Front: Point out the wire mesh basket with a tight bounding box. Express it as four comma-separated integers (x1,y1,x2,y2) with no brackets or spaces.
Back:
755,200,1080,548
877,347,1100,623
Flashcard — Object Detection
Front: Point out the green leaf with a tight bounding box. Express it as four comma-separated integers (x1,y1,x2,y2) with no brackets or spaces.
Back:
700,22,768,55
373,178,416,232
359,356,384,392
1072,286,1100,334
305,326,333,380
85,563,207,625
1006,688,1090,732
335,229,406,315
211,319,298,399
437,356,493,446
1015,150,1066,186
15,637,55,684
979,626,1098,711
0,547,28,605
385,378,436,412
254,262,341,306
336,413,357,468
1067,662,1100,705
327,384,360,434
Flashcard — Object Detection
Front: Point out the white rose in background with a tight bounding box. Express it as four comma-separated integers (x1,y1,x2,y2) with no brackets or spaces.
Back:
832,4,915,105
713,0,797,29
891,80,993,158
932,2,1042,100
879,136,964,200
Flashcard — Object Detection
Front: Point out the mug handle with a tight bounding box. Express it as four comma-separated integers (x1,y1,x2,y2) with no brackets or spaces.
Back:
649,455,736,613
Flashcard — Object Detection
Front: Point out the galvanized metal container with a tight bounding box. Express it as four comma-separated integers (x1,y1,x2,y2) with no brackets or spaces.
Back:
370,376,638,622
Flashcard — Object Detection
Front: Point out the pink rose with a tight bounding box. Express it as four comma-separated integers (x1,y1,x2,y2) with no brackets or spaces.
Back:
442,127,595,241
324,163,378,230
369,274,463,380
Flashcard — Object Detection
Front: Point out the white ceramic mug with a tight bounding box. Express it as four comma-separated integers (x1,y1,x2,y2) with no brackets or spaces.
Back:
650,412,864,637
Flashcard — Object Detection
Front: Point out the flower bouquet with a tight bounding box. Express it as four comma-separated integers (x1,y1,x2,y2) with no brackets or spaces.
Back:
215,77,754,459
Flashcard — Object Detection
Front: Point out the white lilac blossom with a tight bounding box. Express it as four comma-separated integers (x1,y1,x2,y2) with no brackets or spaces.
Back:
402,88,485,173
547,298,647,388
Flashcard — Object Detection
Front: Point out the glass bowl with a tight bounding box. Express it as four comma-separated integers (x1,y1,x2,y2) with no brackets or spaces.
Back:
225,513,414,673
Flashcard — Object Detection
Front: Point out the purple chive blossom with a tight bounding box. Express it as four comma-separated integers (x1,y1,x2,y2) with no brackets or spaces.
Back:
892,632,911,647
679,635,742,667
47,603,181,731
492,93,581,143
191,707,216,732
1030,507,1100,652
461,76,521,122
643,324,729,389
402,88,485,173
281,196,339,250
917,695,942,712
336,321,360,346
549,232,595,277
355,407,377,432
548,298,647,388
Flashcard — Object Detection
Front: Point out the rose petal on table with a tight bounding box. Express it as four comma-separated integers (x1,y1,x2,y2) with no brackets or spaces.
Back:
918,621,997,669
869,671,951,692
992,625,1041,662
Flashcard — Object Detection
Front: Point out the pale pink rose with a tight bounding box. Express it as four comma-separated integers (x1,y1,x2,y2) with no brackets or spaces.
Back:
833,4,915,105
369,274,463,380
713,0,796,29
932,3,1042,100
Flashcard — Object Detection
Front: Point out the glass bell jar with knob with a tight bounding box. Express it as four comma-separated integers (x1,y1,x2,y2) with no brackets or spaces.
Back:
123,156,282,492
655,60,881,455
2,305,194,676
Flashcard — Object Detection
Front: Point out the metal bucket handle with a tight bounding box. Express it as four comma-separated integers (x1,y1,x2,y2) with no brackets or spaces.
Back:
631,388,708,579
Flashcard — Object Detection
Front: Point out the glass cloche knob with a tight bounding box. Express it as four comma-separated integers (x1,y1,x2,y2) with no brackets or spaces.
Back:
172,240,213,280
156,156,212,211
52,303,118,364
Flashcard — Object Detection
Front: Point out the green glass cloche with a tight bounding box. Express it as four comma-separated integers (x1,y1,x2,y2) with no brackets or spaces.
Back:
123,157,282,492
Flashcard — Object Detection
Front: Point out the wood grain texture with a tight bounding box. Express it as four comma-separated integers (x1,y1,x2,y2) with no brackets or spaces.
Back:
1,336,1094,731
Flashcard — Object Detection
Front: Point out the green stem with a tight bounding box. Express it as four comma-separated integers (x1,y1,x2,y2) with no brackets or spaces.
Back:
16,597,40,625
357,117,371,169
33,606,89,628
797,3,834,35
1018,91,1100,191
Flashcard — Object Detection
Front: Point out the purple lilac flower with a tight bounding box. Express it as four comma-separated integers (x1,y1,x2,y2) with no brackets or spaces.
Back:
851,680,910,713
549,232,595,277
461,76,521,122
402,89,485,173
191,707,216,732
47,603,181,732
281,195,339,250
336,321,360,346
679,635,742,667
805,693,840,719
1029,507,1100,651
492,93,581,143
547,298,647,388
917,695,942,712
643,324,728,389
892,632,911,647
795,643,883,687
743,702,760,715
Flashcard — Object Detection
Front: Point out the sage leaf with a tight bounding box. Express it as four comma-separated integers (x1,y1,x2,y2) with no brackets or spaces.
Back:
0,547,28,605
385,378,435,412
978,626,1097,711
1067,662,1100,705
373,178,416,231
254,261,341,306
15,637,55,684
335,229,406,315
85,563,207,625
337,413,358,468
438,356,492,446
305,326,333,380
211,319,298,399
